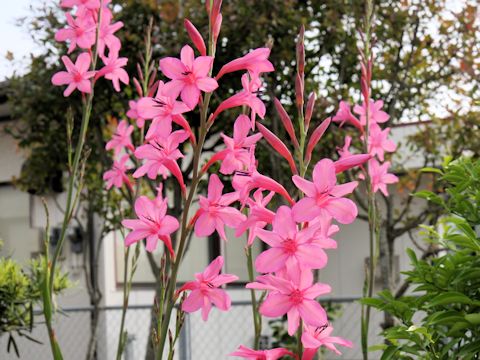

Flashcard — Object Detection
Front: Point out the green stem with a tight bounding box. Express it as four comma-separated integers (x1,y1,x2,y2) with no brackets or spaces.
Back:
246,246,262,349
116,245,131,360
296,320,303,357
156,94,211,359
360,2,376,359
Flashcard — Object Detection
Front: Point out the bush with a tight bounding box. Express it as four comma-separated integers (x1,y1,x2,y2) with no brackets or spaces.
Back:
364,157,480,359
0,252,70,356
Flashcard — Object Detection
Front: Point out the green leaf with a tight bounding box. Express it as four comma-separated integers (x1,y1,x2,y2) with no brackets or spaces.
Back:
380,346,399,360
465,313,480,325
359,298,385,308
425,292,472,308
369,344,388,352
406,325,433,343
421,167,443,175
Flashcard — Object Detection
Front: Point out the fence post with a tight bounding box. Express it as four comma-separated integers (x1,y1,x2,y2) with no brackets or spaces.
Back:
179,313,191,360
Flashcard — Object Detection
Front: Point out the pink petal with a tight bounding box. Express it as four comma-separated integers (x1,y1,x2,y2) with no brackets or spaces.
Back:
203,256,223,280
208,174,224,201
287,307,301,335
194,212,216,237
158,215,179,235
273,206,297,239
75,52,92,73
292,176,316,198
210,274,239,287
208,288,231,311
160,57,186,80
298,300,328,327
324,198,357,224
193,56,214,77
260,293,292,317
182,289,204,312
292,197,320,222
196,77,218,92
181,84,201,109
330,181,358,197
296,244,328,270
51,71,72,85
180,45,195,69
255,228,283,247
145,234,159,252
303,283,332,298
255,247,290,273
312,159,337,192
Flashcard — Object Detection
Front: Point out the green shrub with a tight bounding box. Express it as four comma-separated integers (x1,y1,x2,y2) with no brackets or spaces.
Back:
364,157,480,359
0,253,70,356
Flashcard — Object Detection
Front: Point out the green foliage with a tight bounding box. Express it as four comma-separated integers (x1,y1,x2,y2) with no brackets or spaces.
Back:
365,157,480,359
0,254,70,356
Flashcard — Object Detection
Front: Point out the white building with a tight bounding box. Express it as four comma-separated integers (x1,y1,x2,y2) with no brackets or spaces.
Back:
0,83,427,359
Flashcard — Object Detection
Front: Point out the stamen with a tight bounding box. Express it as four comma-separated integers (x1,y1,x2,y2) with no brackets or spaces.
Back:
152,98,166,107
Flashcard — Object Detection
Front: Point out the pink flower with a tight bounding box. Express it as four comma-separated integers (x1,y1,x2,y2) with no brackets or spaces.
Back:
105,120,134,156
229,345,295,360
332,101,362,130
367,159,398,196
121,195,179,255
366,123,396,161
194,174,246,241
54,13,96,54
235,190,275,246
254,206,331,273
232,160,294,207
97,11,123,56
160,45,218,109
60,0,101,11
133,123,189,193
292,159,358,224
302,324,353,359
136,81,193,141
103,154,132,190
97,51,129,92
179,256,238,321
202,115,262,175
337,136,353,159
210,73,266,126
126,100,145,128
353,99,389,125
216,47,274,80
51,53,95,97
247,267,331,335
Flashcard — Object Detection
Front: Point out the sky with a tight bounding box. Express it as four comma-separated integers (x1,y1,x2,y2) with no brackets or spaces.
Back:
0,0,41,81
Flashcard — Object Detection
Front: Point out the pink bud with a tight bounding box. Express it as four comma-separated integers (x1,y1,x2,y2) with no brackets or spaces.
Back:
305,118,331,163
213,13,222,44
334,154,371,174
305,92,316,129
184,19,207,56
148,80,159,97
274,98,299,148
133,77,143,97
295,73,304,108
296,25,305,77
257,123,298,175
